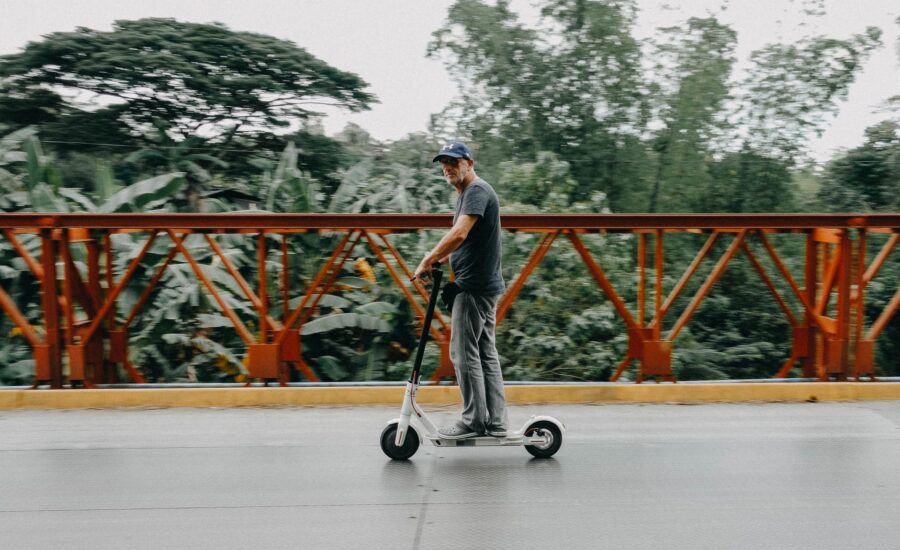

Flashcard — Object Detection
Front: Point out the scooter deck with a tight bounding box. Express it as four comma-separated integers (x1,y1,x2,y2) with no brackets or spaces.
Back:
426,433,539,447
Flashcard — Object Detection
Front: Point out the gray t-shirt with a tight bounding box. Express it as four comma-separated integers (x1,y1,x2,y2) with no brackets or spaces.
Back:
450,178,505,295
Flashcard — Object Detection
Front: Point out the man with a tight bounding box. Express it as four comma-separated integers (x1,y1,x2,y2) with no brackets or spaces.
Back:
413,142,509,439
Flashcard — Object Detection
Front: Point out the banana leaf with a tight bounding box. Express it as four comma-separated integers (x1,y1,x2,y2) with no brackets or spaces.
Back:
301,313,391,335
94,162,121,201
313,355,348,381
288,294,352,310
29,182,68,212
356,302,398,317
98,172,185,213
0,126,37,160
197,313,234,328
24,138,45,191
59,188,97,211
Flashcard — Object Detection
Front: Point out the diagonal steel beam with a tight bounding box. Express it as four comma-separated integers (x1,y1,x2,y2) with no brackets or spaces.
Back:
60,232,100,317
867,286,900,340
2,229,43,279
377,232,449,332
0,284,42,347
668,230,747,342
81,232,159,344
123,248,178,329
277,231,352,341
375,232,436,307
862,233,898,286
816,244,843,316
497,231,559,324
277,231,362,344
166,229,254,345
740,239,798,327
756,231,831,333
363,231,446,340
566,231,638,331
203,234,283,333
610,352,634,382
648,231,719,332
296,232,363,329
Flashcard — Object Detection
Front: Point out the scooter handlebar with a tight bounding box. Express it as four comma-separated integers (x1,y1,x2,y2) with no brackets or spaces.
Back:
410,262,443,282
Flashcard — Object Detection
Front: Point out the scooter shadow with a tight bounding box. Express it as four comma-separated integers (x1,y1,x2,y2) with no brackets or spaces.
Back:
380,457,421,478
525,456,562,471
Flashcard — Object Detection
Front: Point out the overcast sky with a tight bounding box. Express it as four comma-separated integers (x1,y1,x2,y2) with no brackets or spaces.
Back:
2,0,898,162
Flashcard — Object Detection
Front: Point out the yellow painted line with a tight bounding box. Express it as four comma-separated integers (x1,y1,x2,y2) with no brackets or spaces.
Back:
1,383,900,409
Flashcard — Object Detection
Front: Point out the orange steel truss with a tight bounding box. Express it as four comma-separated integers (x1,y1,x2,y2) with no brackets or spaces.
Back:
0,213,898,388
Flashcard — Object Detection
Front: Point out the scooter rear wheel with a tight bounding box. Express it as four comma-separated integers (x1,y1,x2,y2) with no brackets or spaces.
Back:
380,423,420,460
524,420,562,458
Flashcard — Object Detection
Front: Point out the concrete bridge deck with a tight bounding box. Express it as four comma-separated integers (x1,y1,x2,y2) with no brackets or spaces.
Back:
2,401,900,549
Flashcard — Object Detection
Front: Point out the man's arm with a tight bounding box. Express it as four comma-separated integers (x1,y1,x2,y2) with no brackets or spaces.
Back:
413,214,478,280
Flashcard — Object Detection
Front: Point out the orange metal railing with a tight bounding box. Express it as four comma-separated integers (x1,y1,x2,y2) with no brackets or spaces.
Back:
0,213,898,388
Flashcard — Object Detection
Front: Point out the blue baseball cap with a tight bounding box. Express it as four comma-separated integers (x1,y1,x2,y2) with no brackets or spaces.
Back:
433,142,473,162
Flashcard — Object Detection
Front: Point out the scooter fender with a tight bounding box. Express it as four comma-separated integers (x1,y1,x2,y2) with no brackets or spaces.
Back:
387,417,422,446
520,414,566,434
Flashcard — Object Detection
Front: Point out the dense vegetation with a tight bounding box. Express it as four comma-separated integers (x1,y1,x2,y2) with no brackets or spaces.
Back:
1,4,898,384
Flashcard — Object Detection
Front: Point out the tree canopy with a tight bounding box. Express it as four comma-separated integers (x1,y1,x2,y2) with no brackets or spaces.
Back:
429,0,883,212
0,18,376,141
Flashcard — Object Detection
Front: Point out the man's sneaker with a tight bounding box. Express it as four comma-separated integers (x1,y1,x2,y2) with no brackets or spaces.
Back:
486,426,508,438
438,420,478,440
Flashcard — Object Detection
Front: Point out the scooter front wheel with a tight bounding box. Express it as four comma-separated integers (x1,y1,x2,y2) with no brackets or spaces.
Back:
380,423,420,460
524,420,562,459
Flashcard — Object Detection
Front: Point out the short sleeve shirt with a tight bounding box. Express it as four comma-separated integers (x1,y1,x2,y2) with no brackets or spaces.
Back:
450,178,505,295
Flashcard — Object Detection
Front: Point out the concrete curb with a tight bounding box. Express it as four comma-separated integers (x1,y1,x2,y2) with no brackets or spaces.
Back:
1,382,900,409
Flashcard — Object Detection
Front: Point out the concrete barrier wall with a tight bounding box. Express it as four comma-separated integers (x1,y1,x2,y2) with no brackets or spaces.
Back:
2,383,900,409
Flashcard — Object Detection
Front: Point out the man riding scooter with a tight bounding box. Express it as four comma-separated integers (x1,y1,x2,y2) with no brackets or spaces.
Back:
413,142,509,440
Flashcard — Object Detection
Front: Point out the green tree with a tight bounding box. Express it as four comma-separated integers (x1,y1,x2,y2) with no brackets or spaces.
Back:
705,148,794,212
646,17,737,212
0,18,375,145
818,121,900,211
428,0,650,210
738,27,883,163
245,125,348,196
495,151,577,209
329,131,449,214
125,120,228,211
0,88,65,131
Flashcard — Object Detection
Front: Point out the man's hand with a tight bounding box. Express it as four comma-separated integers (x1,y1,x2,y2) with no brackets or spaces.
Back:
412,260,434,282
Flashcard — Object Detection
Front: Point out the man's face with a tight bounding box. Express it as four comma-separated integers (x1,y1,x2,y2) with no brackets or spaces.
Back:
439,156,472,186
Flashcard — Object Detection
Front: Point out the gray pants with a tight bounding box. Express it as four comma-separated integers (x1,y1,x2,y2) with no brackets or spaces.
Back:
450,291,508,433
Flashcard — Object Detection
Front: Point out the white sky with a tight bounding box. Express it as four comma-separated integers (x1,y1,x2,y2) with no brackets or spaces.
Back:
1,0,898,162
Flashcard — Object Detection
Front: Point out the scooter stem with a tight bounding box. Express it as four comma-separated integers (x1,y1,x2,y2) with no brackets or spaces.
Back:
396,264,444,447
409,264,443,384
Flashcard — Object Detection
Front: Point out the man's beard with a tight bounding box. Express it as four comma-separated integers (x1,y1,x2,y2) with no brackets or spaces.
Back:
446,172,464,186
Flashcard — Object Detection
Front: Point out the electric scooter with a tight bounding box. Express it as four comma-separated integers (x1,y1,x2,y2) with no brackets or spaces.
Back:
380,264,564,460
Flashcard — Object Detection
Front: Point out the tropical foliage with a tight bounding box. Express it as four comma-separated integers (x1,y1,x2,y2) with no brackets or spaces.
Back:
1,4,898,385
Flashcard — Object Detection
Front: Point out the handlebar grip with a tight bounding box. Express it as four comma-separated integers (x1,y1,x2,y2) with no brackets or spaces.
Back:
410,262,443,282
